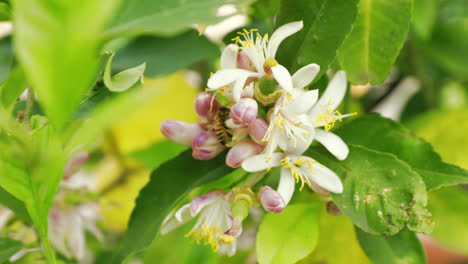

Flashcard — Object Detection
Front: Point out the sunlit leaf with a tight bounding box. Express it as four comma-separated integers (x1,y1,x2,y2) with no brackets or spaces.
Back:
104,53,146,92
338,0,413,84
256,203,319,264
0,66,28,111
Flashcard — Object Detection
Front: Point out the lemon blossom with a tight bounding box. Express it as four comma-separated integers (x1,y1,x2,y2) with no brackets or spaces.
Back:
207,21,304,101
160,190,239,256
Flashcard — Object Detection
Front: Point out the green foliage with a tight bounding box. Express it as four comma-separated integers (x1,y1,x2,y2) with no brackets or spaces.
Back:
338,0,413,84
356,228,426,264
111,150,233,263
104,53,146,92
0,238,22,263
335,114,468,190
0,187,30,223
129,140,187,170
256,204,319,264
0,116,65,262
113,31,220,78
276,0,359,77
428,187,468,255
105,0,253,38
12,0,121,129
0,66,27,111
0,37,13,82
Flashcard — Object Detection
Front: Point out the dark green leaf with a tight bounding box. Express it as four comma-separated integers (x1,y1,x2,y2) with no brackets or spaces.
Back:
0,2,10,21
104,53,145,92
335,114,468,191
276,0,359,77
356,228,426,264
12,0,121,129
256,203,319,264
113,31,219,78
338,0,413,84
111,150,233,263
105,0,253,38
0,66,28,110
308,144,433,235
0,37,13,82
412,0,438,40
129,140,187,170
0,238,22,263
0,186,30,223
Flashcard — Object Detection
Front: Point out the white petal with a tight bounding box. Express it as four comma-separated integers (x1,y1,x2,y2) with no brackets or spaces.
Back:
175,204,193,220
220,44,239,69
271,64,293,92
308,71,347,119
304,163,343,193
268,21,304,58
160,205,194,235
68,214,86,259
284,125,315,155
292,63,320,89
286,90,319,114
241,153,282,172
277,168,296,205
207,69,259,90
314,129,349,160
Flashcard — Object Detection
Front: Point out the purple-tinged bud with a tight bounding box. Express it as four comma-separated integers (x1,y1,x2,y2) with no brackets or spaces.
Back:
192,131,225,160
63,152,89,180
160,120,203,146
226,140,263,168
230,98,258,126
248,118,269,145
326,201,342,216
194,92,219,119
258,186,285,214
237,51,253,71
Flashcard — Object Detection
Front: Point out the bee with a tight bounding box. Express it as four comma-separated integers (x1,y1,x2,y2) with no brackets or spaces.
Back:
212,107,232,146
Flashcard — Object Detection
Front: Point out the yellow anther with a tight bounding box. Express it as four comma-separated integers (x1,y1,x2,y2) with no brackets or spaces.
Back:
264,57,278,68
220,234,234,244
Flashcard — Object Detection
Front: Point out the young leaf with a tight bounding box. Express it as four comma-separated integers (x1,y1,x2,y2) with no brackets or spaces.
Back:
12,0,121,129
256,203,319,264
308,144,433,236
0,238,22,263
337,0,413,84
335,114,468,191
104,53,146,92
276,0,359,77
0,186,30,223
356,228,426,264
0,66,28,110
105,0,253,38
111,150,233,263
113,31,220,78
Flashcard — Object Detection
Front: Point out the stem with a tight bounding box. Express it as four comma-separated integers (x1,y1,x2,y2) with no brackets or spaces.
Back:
42,238,56,264
23,88,34,128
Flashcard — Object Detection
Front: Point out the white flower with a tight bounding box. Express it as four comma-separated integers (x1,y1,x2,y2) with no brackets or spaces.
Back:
161,190,238,256
262,63,321,154
207,21,304,101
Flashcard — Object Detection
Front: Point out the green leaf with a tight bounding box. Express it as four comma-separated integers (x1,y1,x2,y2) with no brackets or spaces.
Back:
0,186,30,223
256,203,319,264
308,144,433,235
0,116,65,262
335,114,468,191
0,2,10,21
113,31,220,78
104,53,146,92
0,66,28,111
129,140,187,170
105,0,253,38
276,0,359,77
0,37,13,82
356,228,426,264
12,0,121,129
111,150,233,263
427,187,468,255
412,0,438,40
337,0,413,84
0,238,22,263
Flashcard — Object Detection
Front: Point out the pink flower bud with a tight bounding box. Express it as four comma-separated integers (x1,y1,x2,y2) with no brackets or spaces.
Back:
63,152,89,179
230,98,258,126
258,186,285,214
194,92,219,119
192,131,225,160
248,118,268,145
237,51,253,71
226,140,263,168
160,120,203,146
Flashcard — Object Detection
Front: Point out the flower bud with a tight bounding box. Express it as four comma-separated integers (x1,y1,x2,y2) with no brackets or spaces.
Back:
226,140,263,168
258,186,285,214
192,131,225,160
230,98,258,126
63,152,89,180
248,118,269,145
194,92,219,119
160,120,203,146
237,51,253,71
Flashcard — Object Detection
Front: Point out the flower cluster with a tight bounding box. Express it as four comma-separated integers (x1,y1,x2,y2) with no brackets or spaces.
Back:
160,21,353,255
